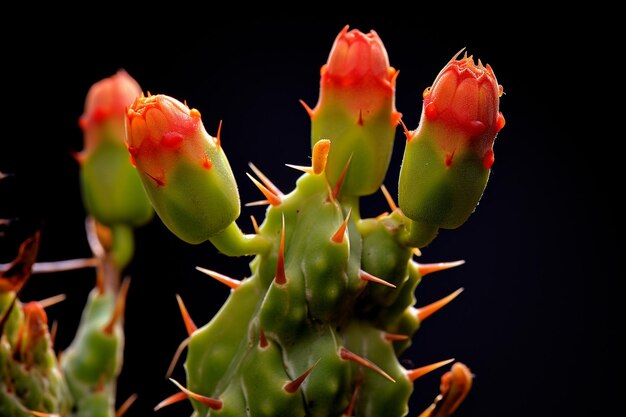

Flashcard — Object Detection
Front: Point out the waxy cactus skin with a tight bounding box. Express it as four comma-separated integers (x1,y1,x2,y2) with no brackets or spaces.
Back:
135,27,504,417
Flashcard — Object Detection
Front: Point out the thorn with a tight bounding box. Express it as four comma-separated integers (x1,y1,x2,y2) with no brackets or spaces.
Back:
259,326,269,348
250,215,260,234
37,294,66,309
166,336,190,379
0,231,40,293
175,294,197,336
245,199,271,207
29,412,59,417
116,393,138,417
284,360,320,393
357,109,364,126
0,171,13,180
326,180,336,204
299,99,315,119
331,209,352,244
154,391,189,412
103,277,131,334
375,211,389,220
412,247,422,257
384,332,409,342
275,215,287,285
249,162,283,196
312,139,331,175
196,266,242,290
380,184,398,212
285,163,313,174
246,173,282,206
407,358,455,382
399,119,414,141
70,150,85,165
339,347,395,383
415,288,464,322
417,260,465,277
359,270,396,288
332,154,353,200
50,320,58,347
30,258,99,274
215,119,222,148
343,383,361,417
169,378,223,410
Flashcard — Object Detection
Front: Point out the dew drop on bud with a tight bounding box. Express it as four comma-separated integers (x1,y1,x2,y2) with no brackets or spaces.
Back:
467,120,486,136
190,108,201,119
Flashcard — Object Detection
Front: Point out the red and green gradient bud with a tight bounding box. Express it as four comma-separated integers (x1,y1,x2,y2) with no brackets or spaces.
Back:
125,94,240,244
399,51,505,241
309,26,401,196
78,70,154,227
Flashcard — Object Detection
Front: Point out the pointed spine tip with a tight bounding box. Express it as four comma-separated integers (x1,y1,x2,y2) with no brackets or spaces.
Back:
250,215,260,234
332,154,353,200
417,260,465,277
284,360,319,393
116,393,138,417
359,269,396,288
406,358,455,383
175,294,197,336
154,391,189,412
196,266,242,290
285,163,314,174
275,215,287,285
331,209,352,244
259,326,269,348
299,99,315,119
399,119,414,141
169,378,223,410
166,336,190,379
339,347,396,383
103,277,131,334
384,332,409,342
248,162,283,196
246,172,282,206
380,184,398,212
215,120,222,148
416,288,464,322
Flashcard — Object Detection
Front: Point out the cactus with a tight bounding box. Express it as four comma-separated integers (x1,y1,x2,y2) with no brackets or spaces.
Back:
1,70,146,416
127,26,504,417
0,25,505,417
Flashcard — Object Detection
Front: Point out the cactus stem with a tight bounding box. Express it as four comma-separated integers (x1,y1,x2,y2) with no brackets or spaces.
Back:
37,293,67,309
414,288,464,322
284,359,319,393
275,215,287,285
175,294,198,335
29,411,59,417
342,382,361,417
331,209,352,244
312,139,331,174
416,261,465,277
103,276,131,334
250,215,260,234
249,162,284,196
384,332,409,342
380,184,398,212
116,393,138,417
399,119,415,141
332,154,353,200
339,347,396,383
168,378,223,410
153,391,189,411
246,172,282,206
0,294,18,337
406,359,455,383
166,336,190,378
215,119,223,148
196,266,242,290
298,99,315,119
259,326,269,348
359,270,396,289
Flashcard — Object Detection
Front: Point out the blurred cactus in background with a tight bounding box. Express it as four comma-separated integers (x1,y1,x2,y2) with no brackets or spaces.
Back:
1,24,504,417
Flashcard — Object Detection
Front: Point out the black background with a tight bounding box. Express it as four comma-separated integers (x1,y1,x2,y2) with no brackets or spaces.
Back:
1,14,621,417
